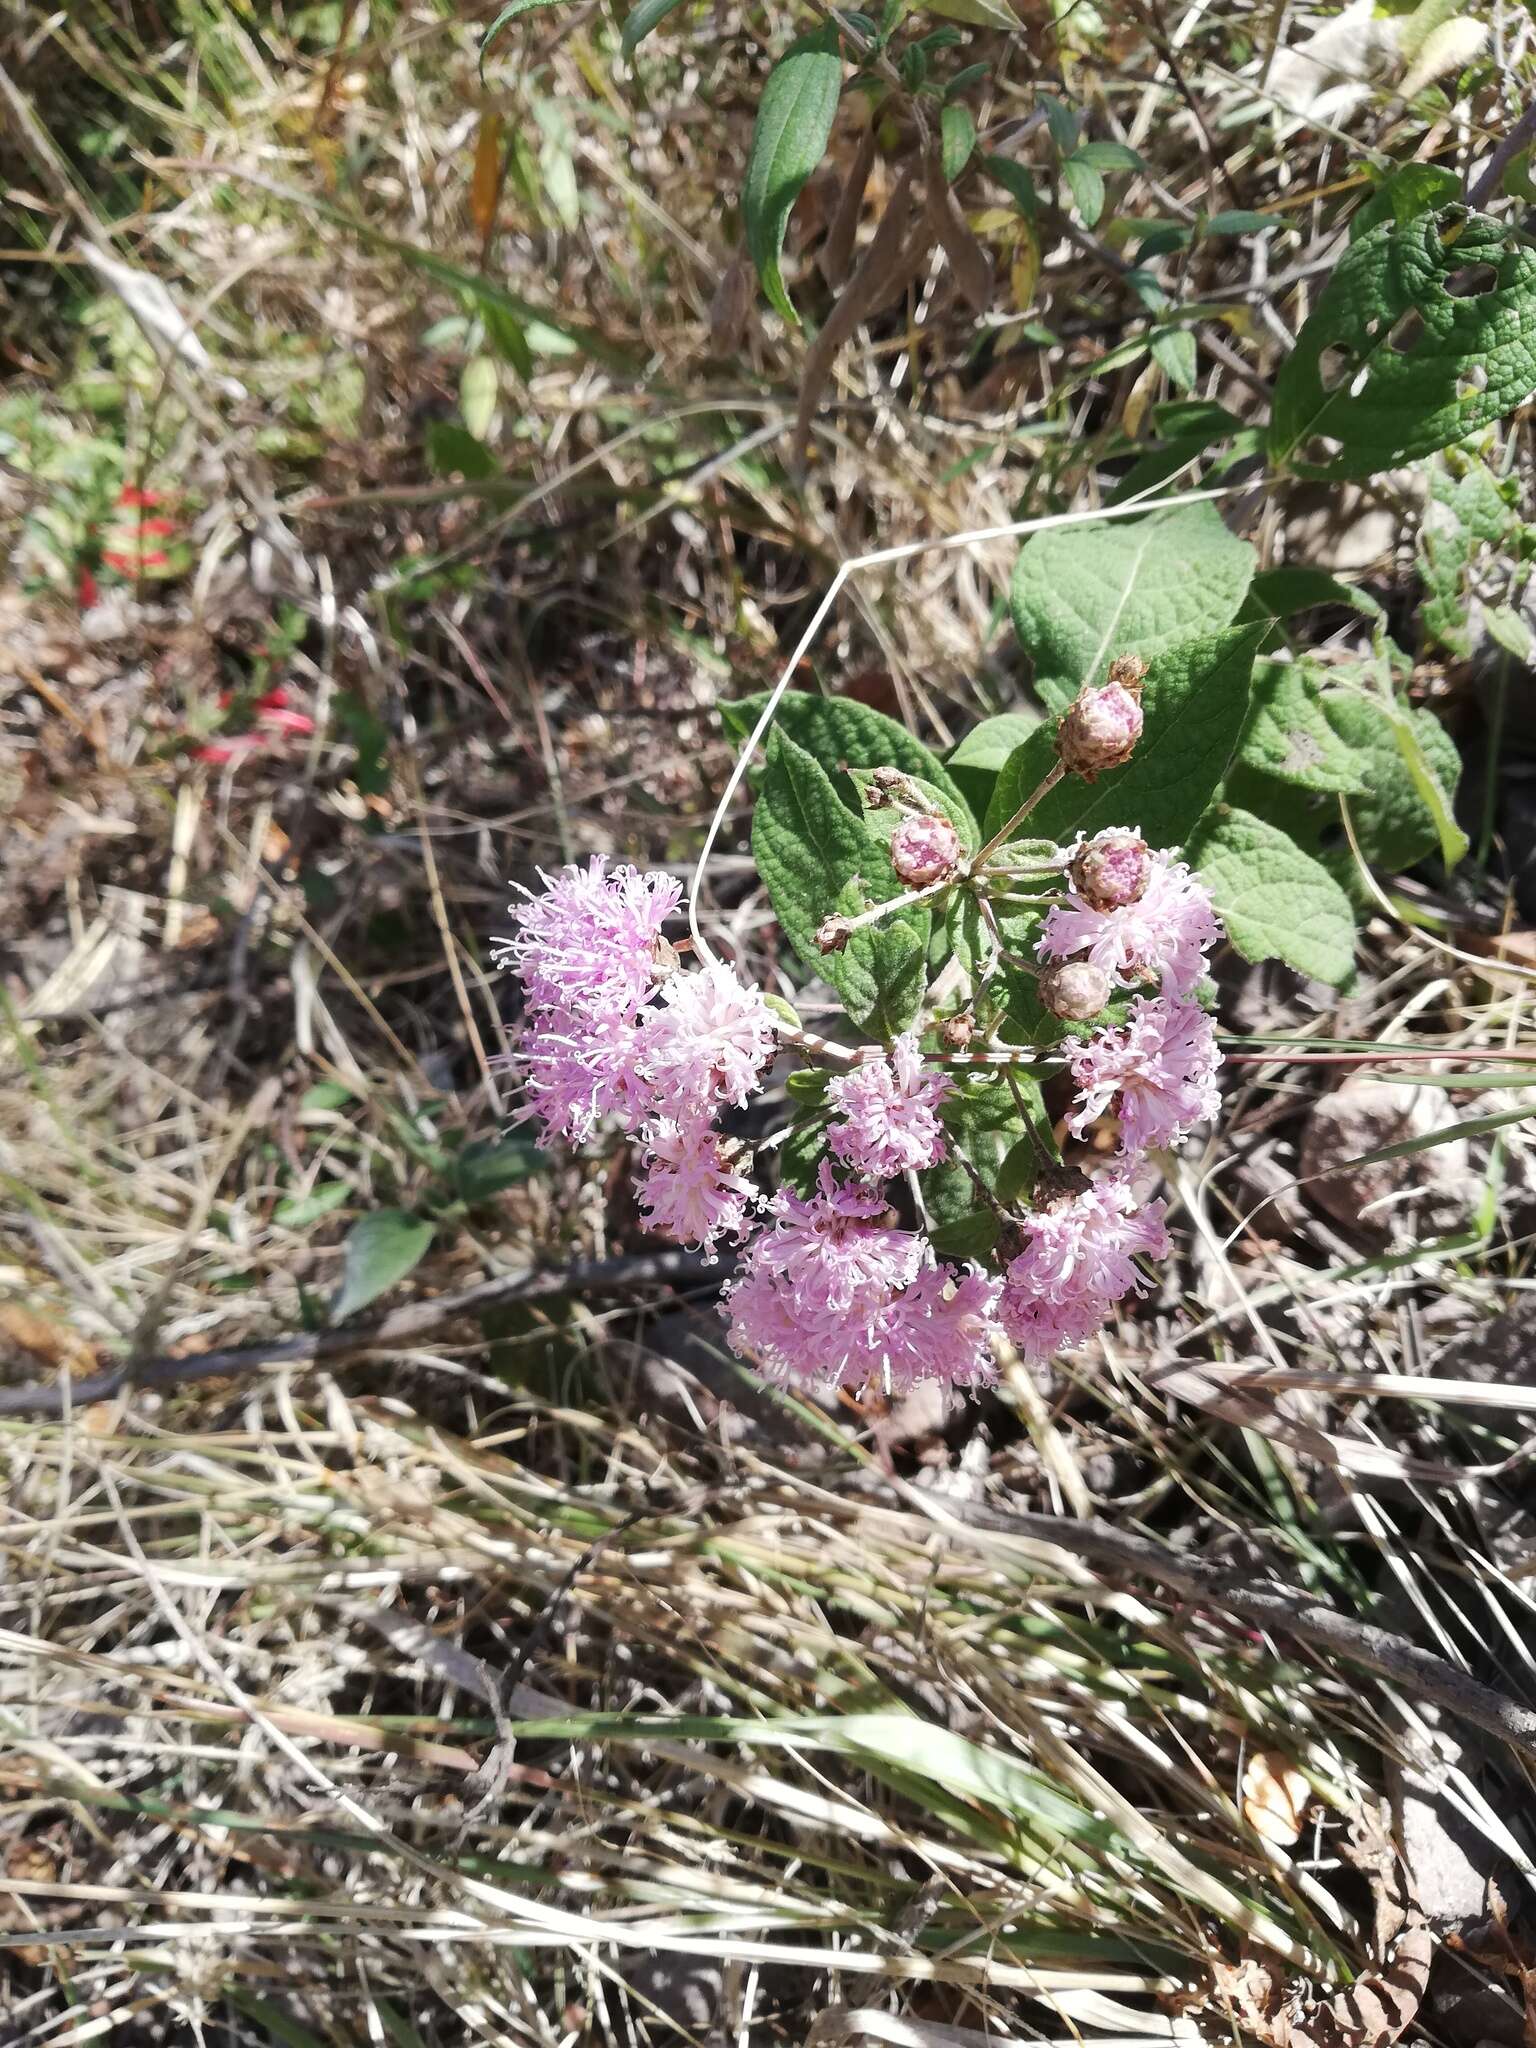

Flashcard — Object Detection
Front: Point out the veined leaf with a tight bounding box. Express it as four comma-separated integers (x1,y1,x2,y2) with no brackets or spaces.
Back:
1010,500,1256,709
940,102,977,182
743,26,844,325
1238,661,1367,793
1269,207,1536,480
1189,805,1356,985
721,691,971,818
753,729,929,1035
1322,694,1464,873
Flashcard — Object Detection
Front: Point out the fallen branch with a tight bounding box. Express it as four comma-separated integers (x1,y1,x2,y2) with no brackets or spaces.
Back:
891,1484,1536,1765
0,1248,723,1420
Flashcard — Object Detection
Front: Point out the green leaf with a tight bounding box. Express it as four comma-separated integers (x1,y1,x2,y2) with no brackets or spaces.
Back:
721,691,971,817
1061,154,1105,227
274,1181,351,1229
1009,501,1256,709
1247,565,1380,620
425,421,498,481
1268,208,1536,481
455,1135,547,1202
331,1211,435,1324
922,1071,1048,1254
947,710,1042,819
482,0,564,71
743,26,844,325
753,730,929,1035
1072,139,1142,173
1202,209,1286,237
985,625,1262,847
1349,162,1461,240
780,1115,830,1196
1041,94,1080,156
982,153,1037,216
1321,694,1464,872
1189,804,1357,985
923,0,1020,28
1238,661,1367,793
940,103,977,182
621,0,690,55
1150,325,1197,389
1388,704,1468,868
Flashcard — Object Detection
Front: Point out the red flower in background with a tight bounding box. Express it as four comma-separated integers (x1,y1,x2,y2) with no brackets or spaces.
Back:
195,687,316,766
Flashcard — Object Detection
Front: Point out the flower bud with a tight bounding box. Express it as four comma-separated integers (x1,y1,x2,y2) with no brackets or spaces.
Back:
1070,828,1153,911
890,813,963,886
1056,657,1146,781
1039,961,1112,1022
940,1010,974,1049
816,914,852,954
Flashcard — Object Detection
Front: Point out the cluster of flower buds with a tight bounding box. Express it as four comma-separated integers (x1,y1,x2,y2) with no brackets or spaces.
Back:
498,660,1225,1394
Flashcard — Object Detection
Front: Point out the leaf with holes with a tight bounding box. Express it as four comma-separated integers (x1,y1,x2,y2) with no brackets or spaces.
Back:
753,729,929,1035
1238,661,1367,793
986,625,1262,847
1269,207,1536,480
743,26,844,325
1010,501,1256,709
1188,805,1357,985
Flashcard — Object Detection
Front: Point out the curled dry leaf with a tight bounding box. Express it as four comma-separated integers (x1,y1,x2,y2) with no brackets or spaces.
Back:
0,1303,98,1381
1241,1750,1313,1845
820,121,878,288
709,255,755,356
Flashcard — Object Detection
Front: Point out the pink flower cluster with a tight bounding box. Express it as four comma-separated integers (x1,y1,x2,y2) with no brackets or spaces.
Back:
501,823,1228,1394
999,1172,1169,1364
498,858,777,1254
722,1166,999,1391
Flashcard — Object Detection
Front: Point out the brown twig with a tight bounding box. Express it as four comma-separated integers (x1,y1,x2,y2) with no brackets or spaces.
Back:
0,1250,721,1420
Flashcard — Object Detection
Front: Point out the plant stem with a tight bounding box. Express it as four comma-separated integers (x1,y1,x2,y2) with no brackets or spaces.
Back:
970,762,1066,868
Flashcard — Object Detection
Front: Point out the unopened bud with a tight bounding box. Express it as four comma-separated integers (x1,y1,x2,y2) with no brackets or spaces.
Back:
1056,659,1146,781
890,813,962,886
1070,828,1153,910
940,1010,975,1049
816,914,852,954
1039,961,1112,1022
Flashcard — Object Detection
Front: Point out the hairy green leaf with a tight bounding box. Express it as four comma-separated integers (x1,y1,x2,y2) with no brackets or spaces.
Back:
721,691,971,816
1349,162,1460,240
1321,694,1464,872
332,1211,435,1324
1238,661,1367,793
1010,501,1256,708
986,625,1262,847
743,26,844,325
1269,207,1536,480
753,730,928,1035
1189,804,1356,985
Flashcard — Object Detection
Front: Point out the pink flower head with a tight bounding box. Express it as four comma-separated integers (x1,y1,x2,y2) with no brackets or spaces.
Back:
1067,995,1222,1154
513,1006,652,1145
637,1115,756,1256
883,1264,1001,1388
1000,1171,1169,1364
635,961,777,1118
722,1164,999,1390
1040,848,1221,998
827,1031,952,1179
890,813,963,886
498,857,680,1022
1070,828,1153,911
